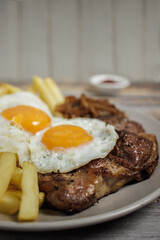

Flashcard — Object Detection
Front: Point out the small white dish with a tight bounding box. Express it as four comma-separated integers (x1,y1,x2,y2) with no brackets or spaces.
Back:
89,74,130,94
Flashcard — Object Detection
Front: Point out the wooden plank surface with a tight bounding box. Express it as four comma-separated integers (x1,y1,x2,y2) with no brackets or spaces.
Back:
50,0,78,82
115,0,143,81
0,1,18,81
0,0,160,82
80,0,114,81
146,0,160,82
0,82,159,239
18,0,48,82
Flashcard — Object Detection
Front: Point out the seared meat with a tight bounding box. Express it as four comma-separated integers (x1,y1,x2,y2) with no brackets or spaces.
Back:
38,130,158,214
98,115,144,134
39,95,158,214
56,94,145,134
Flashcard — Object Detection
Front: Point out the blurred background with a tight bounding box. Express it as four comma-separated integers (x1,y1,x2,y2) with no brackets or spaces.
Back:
0,0,160,83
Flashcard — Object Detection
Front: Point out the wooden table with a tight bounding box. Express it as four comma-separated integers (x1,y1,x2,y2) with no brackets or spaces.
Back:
0,82,160,239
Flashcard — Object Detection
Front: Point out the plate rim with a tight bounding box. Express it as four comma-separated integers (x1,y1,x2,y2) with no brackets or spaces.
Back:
0,108,159,231
0,187,160,231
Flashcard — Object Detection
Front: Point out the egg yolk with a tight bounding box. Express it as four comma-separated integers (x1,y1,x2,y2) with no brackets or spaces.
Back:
41,125,93,151
1,105,51,134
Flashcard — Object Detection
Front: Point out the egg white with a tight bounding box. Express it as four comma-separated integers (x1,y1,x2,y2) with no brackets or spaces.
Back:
29,118,119,173
0,116,30,164
0,92,52,164
0,92,52,117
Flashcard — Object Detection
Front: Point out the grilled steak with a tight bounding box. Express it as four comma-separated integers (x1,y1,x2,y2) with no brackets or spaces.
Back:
56,94,145,133
38,130,158,214
38,95,158,214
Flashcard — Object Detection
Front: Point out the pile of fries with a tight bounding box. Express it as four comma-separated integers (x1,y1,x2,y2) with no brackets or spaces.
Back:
0,77,65,221
30,76,65,111
0,153,44,221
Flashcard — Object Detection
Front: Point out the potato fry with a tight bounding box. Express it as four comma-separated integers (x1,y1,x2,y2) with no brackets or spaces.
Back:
53,111,63,117
28,84,36,94
39,192,45,208
0,153,16,199
6,190,22,200
18,161,39,221
8,183,18,191
44,77,65,105
0,83,21,94
33,76,57,111
5,188,45,208
10,167,22,190
0,191,20,215
0,86,8,96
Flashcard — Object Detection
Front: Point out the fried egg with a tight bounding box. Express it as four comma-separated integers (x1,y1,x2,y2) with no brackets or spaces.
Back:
29,118,119,173
0,92,52,164
0,92,118,173
0,91,52,116
0,116,30,163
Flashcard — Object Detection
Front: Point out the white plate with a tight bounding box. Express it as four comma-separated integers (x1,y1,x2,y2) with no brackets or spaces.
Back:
89,74,130,94
0,108,159,231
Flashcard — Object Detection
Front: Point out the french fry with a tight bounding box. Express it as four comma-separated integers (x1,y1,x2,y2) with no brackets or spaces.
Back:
0,86,8,96
5,188,45,208
0,83,21,94
32,76,57,111
18,162,39,221
10,167,22,190
0,191,20,215
0,153,16,199
44,77,65,105
7,183,18,191
6,190,22,200
39,192,45,208
52,111,63,117
28,84,36,94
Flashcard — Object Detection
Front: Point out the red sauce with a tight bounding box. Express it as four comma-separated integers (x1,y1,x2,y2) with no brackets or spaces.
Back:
101,80,116,84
